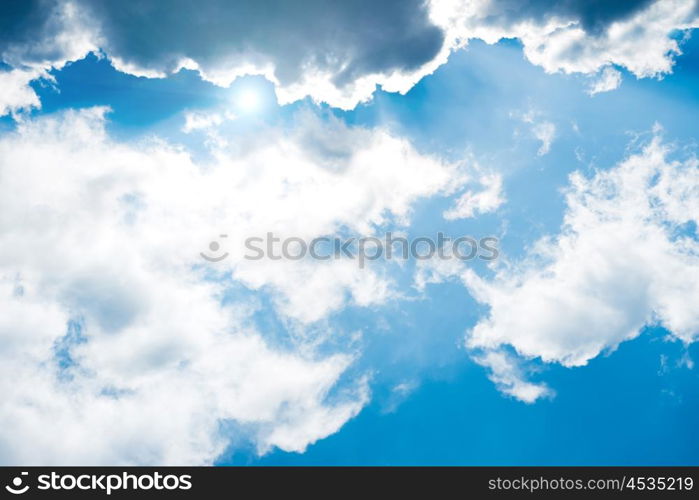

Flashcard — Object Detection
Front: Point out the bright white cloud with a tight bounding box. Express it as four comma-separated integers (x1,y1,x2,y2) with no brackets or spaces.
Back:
432,0,699,82
0,68,44,116
417,132,699,401
0,106,466,463
199,112,465,322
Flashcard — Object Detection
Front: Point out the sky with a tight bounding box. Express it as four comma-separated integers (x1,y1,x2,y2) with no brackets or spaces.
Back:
0,0,698,465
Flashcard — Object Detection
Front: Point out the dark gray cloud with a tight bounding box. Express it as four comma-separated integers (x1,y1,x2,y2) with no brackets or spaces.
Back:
77,0,444,88
0,0,697,109
0,0,94,69
485,0,657,33
0,0,52,49
0,0,60,65
76,0,681,84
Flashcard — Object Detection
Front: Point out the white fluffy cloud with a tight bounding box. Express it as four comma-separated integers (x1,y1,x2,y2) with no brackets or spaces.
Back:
0,68,44,116
0,107,464,463
432,0,699,81
418,132,699,401
1,0,697,113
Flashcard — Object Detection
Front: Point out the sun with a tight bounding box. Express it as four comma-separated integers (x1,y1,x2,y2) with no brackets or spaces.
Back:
236,88,261,113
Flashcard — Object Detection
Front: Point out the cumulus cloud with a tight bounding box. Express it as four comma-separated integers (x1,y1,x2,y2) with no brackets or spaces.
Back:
0,106,466,463
1,0,697,112
0,67,44,116
76,0,446,109
418,131,699,401
197,111,465,322
433,0,699,80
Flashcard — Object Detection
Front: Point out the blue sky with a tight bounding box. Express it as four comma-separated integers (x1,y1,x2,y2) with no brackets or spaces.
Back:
0,0,698,465
240,36,699,466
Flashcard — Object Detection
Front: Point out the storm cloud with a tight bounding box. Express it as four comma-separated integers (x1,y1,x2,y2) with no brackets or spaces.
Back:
0,0,697,109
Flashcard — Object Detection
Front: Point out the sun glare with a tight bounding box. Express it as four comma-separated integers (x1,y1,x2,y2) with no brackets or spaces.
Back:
236,88,261,113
